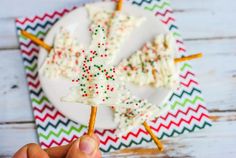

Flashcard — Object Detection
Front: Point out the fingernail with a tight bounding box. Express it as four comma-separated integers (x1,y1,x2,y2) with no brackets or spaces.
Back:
79,136,97,155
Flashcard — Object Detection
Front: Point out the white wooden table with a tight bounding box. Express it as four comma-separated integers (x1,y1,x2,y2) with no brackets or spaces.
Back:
1,0,236,157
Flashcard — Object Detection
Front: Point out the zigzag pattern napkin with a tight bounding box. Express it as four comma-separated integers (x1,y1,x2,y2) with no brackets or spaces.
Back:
16,0,212,152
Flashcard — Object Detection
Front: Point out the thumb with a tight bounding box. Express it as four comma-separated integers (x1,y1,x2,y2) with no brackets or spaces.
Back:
66,135,99,158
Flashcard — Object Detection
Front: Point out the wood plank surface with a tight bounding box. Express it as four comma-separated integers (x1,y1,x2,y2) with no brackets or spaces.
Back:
0,0,235,157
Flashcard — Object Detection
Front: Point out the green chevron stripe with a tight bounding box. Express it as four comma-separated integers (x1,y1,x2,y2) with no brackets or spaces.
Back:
144,1,170,11
19,30,47,40
172,32,181,37
102,121,211,152
25,63,37,72
170,96,204,110
39,125,86,140
32,96,49,105
180,63,192,72
160,121,212,138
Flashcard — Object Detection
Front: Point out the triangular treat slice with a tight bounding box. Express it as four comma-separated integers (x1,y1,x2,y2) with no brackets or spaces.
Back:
39,28,84,79
118,33,179,88
114,96,168,136
86,5,145,62
61,26,127,107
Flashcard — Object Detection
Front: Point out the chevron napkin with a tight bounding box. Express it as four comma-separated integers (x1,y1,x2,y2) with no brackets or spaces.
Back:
16,0,212,152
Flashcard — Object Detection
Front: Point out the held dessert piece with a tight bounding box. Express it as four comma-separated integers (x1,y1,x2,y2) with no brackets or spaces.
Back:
61,25,121,106
39,28,84,79
86,4,145,62
61,25,129,135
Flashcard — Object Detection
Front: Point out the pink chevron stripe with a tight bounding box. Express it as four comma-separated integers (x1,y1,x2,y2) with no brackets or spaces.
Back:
160,104,206,121
27,74,38,80
95,129,116,136
155,9,173,17
28,80,40,88
122,128,148,141
21,48,39,56
179,47,186,52
40,135,78,148
33,104,55,113
180,79,198,87
103,113,210,144
100,135,119,145
161,17,175,25
176,40,184,44
19,41,38,48
153,113,209,131
35,111,64,122
179,71,195,79
16,8,74,25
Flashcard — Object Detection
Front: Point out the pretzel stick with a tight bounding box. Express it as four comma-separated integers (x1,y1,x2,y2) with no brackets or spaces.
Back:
116,0,123,11
174,53,202,63
21,28,100,137
20,30,52,52
107,0,123,37
88,106,98,136
143,122,164,151
21,29,99,136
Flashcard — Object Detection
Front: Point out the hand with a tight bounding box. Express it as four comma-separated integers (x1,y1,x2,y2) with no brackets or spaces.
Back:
13,134,101,158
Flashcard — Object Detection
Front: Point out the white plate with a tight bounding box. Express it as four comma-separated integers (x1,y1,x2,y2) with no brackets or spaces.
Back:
38,1,172,129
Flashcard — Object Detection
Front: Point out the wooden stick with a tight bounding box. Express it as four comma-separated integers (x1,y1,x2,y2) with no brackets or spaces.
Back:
88,106,98,136
143,122,164,151
174,53,203,63
20,30,52,52
116,0,123,11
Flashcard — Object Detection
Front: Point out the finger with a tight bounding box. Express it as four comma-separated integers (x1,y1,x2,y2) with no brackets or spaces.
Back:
91,134,100,146
94,150,102,158
44,134,100,158
66,135,99,158
13,143,49,158
44,143,73,158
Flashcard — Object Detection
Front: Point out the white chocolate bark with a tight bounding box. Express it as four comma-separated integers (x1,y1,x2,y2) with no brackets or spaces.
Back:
118,33,179,88
61,26,127,107
86,5,145,62
39,28,84,79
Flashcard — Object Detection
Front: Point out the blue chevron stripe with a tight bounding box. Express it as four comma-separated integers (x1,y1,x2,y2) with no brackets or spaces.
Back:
23,56,38,64
169,88,202,101
101,121,212,152
132,0,161,6
37,119,75,131
169,24,178,31
30,88,43,97
24,19,59,32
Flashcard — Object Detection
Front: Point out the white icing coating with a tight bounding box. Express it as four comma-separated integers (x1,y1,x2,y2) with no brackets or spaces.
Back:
61,26,129,107
118,33,179,88
39,28,84,79
114,96,169,136
86,5,145,62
